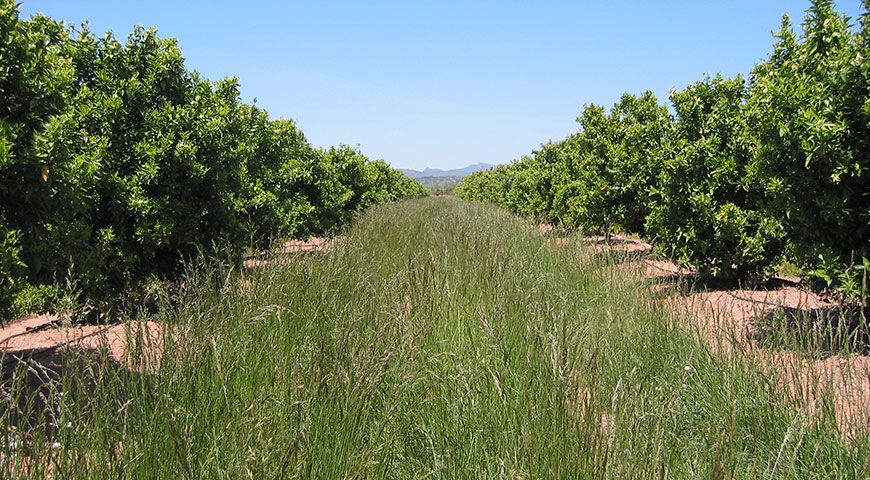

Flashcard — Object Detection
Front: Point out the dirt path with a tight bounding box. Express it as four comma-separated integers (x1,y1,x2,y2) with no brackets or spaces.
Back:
0,314,162,370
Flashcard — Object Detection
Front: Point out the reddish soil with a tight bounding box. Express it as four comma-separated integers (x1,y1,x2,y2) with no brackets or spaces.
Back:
0,314,163,370
0,237,334,376
605,248,870,437
585,235,652,254
538,224,653,254
0,314,163,460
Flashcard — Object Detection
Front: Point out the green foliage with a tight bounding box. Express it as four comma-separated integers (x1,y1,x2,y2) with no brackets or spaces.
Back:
0,215,23,319
0,2,423,319
232,113,319,246
552,92,671,234
28,26,255,304
646,76,786,278
10,282,62,317
361,158,429,203
457,92,671,236
454,164,514,209
308,146,427,235
459,0,870,292
748,0,870,298
1,2,75,309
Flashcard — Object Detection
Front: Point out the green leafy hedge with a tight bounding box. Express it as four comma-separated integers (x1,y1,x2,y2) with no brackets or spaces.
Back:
0,1,426,319
457,0,870,300
646,75,786,279
456,91,670,236
748,1,870,296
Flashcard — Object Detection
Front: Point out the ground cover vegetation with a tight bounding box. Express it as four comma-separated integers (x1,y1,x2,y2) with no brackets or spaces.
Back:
0,1,427,320
3,197,867,478
456,0,870,302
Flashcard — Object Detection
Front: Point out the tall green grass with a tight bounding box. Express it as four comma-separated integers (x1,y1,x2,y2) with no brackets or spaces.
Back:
2,196,867,478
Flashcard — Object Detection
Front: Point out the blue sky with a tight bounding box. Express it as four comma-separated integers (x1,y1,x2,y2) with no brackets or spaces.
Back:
18,1,866,171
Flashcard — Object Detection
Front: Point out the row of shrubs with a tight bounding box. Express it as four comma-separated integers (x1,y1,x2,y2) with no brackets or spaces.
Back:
456,0,870,302
0,1,427,320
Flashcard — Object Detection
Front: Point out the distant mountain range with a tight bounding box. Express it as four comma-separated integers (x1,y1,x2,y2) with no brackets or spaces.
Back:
401,163,494,179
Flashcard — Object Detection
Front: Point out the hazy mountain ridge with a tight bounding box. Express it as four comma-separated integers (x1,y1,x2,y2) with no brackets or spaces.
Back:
401,163,494,179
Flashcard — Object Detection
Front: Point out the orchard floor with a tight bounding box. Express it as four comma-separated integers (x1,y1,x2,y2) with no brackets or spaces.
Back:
0,237,332,430
0,237,332,366
1,224,868,442
0,315,161,367
0,198,868,477
554,228,870,438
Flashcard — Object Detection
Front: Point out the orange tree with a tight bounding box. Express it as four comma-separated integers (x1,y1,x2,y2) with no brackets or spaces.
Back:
549,92,670,235
0,1,425,319
748,0,870,299
646,76,786,279
0,3,76,316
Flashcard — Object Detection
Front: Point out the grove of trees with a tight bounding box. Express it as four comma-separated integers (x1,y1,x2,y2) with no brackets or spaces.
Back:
0,1,427,319
456,0,870,302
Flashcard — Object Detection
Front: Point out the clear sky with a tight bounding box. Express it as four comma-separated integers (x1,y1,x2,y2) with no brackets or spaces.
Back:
17,1,867,171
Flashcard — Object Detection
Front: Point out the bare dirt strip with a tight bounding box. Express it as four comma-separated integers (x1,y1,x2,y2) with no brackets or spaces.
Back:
0,315,161,365
0,237,333,370
564,230,870,439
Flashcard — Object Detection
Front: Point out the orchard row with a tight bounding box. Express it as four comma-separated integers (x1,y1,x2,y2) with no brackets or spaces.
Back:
457,0,870,301
0,1,427,319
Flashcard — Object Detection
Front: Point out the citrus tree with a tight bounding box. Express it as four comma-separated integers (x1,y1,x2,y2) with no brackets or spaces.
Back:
646,76,786,278
748,0,870,298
